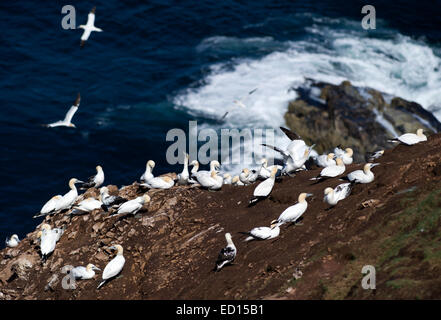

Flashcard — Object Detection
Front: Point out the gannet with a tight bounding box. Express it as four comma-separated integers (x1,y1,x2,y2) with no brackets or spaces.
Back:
79,7,103,47
214,233,236,272
114,194,150,216
71,264,101,280
316,153,336,168
388,128,427,145
262,141,314,175
71,197,104,215
5,234,20,248
258,158,283,179
40,224,58,262
233,88,258,109
52,227,65,242
33,195,62,218
334,147,354,165
311,158,345,181
176,153,190,185
97,245,125,289
45,93,80,128
345,163,379,184
323,183,351,207
276,193,313,226
190,160,220,181
80,165,105,190
196,170,223,190
141,175,174,189
232,176,244,186
223,173,232,185
243,221,280,241
368,150,384,162
99,186,126,209
54,178,84,212
140,160,155,183
239,168,258,185
279,127,310,160
249,167,278,205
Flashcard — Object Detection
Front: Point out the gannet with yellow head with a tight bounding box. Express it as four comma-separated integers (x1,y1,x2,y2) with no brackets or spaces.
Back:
214,233,236,272
115,194,150,216
140,160,155,183
316,153,336,168
54,178,84,212
249,167,278,205
311,158,345,181
45,93,80,128
243,220,280,241
80,165,105,190
71,263,101,280
34,195,63,218
5,234,20,248
346,163,380,184
276,193,313,226
323,183,352,207
389,128,427,145
97,244,125,289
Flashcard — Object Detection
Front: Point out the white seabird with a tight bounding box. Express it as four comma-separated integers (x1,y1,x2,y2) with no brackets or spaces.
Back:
258,158,283,179
323,183,352,207
45,93,80,128
345,163,380,184
223,173,232,185
71,264,101,280
190,160,221,181
334,147,354,165
71,197,103,215
233,88,258,109
79,7,103,47
389,128,427,145
196,170,223,190
239,168,259,185
316,153,336,168
5,234,20,248
243,221,280,241
214,233,236,272
249,167,278,205
97,245,125,289
99,186,126,209
54,178,84,212
311,158,345,181
80,165,105,190
33,195,63,218
114,194,150,216
176,153,190,185
140,160,155,183
368,150,384,162
276,193,313,226
40,224,59,262
232,175,244,186
141,175,174,189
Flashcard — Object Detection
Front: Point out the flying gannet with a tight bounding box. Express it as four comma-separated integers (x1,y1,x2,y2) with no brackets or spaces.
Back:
249,167,278,206
242,221,280,241
323,183,351,207
345,163,379,184
176,153,190,185
71,264,101,280
214,233,236,272
45,93,81,128
97,245,125,289
310,158,345,181
79,7,103,47
5,234,20,248
275,193,313,226
316,153,336,168
233,88,258,109
140,160,155,183
80,165,105,190
388,128,427,145
334,147,354,165
114,194,150,216
33,195,63,218
258,158,283,179
239,168,259,185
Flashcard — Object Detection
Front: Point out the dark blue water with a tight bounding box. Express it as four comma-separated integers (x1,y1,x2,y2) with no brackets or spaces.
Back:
1,0,441,244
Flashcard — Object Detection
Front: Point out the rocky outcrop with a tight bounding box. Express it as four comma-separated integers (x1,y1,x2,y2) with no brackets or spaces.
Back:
284,79,441,161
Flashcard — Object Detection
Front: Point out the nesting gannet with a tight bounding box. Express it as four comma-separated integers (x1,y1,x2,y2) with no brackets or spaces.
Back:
233,88,258,109
323,183,351,207
368,150,384,162
176,153,190,185
45,93,80,128
249,167,278,205
258,158,283,179
232,176,244,186
388,128,427,145
196,170,223,190
334,147,354,165
97,245,125,289
71,264,101,280
223,173,232,185
40,224,58,262
239,168,259,185
345,163,379,184
243,221,280,241
71,197,103,215
190,160,221,181
99,186,126,209
140,160,155,183
316,153,336,168
54,178,84,212
141,175,174,189
214,233,236,272
276,193,313,226
80,165,105,190
311,158,345,181
114,194,150,216
79,7,103,47
33,195,63,218
5,234,20,248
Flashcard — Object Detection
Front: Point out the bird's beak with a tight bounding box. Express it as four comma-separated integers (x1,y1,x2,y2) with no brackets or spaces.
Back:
75,180,84,184
306,193,313,197
371,163,380,168
93,266,101,271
